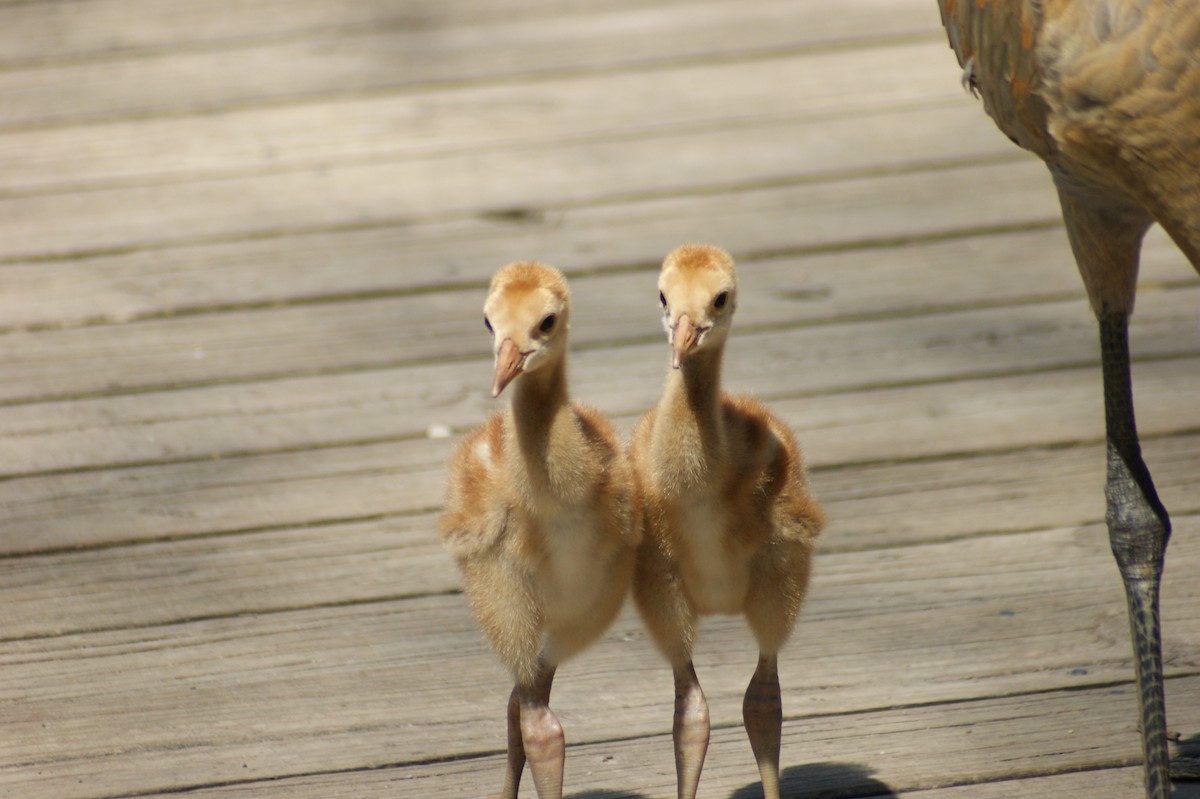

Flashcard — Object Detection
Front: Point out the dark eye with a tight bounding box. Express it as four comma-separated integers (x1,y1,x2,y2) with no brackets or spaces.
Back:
484,316,493,333
539,314,557,333
714,291,728,309
659,291,667,308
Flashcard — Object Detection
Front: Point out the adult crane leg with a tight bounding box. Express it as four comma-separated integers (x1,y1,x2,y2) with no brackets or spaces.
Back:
1057,180,1172,798
1100,312,1172,799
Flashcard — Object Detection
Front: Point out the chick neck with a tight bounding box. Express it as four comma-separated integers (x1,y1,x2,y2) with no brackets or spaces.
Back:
654,342,726,491
507,351,582,501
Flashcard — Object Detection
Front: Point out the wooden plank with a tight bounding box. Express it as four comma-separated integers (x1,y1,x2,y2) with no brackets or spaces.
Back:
2,285,1196,468
11,5,1200,799
2,273,1190,479
110,764,1200,799
814,434,1200,551
2,338,1200,525
0,436,448,553
2,193,1190,337
1,349,1198,552
0,161,1128,401
2,515,442,638
0,0,698,64
1,357,1197,551
0,80,1029,263
385,676,1200,799
0,171,1082,332
0,56,984,195
2,587,1190,791
0,2,941,128
785,355,1200,466
1,279,1197,468
904,769,1200,799
2,430,1199,593
2,404,1200,594
2,526,1198,797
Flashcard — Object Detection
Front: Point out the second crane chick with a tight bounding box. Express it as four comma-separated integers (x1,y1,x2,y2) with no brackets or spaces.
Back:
632,244,825,799
440,262,640,799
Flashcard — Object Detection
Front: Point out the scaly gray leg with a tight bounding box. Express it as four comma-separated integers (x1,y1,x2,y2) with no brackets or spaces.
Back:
1100,314,1172,799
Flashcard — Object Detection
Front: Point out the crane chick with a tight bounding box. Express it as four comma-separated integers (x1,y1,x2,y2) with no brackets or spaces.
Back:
631,244,825,799
440,262,640,799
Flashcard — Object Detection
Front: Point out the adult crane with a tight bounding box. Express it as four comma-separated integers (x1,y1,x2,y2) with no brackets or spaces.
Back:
936,2,1199,796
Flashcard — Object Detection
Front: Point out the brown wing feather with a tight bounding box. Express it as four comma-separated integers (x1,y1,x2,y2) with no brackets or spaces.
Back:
1037,0,1200,264
939,0,1200,266
939,0,1055,158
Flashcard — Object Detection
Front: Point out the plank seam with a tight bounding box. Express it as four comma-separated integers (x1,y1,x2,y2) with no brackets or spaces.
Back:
0,95,970,201
0,30,944,133
0,149,1032,268
70,676,1200,799
3,511,1197,631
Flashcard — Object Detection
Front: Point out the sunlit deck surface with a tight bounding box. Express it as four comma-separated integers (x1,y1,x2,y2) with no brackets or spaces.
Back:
3,1,1199,797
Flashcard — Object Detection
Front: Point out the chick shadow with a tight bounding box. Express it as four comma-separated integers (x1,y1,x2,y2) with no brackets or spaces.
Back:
730,762,897,799
568,791,652,799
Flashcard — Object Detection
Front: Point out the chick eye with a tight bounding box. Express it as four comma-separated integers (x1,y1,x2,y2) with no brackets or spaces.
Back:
484,316,493,333
714,291,728,309
659,291,667,308
539,314,557,333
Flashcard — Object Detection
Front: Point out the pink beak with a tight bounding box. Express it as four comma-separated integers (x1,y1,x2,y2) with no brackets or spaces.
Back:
491,338,526,397
671,315,700,369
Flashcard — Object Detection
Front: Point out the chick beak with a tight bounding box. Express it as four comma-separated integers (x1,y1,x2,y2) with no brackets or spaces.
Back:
491,338,526,397
671,315,700,369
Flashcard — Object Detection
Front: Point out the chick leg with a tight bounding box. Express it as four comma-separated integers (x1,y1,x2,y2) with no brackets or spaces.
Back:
498,686,525,799
518,665,563,799
1100,313,1172,799
744,652,782,799
672,660,710,799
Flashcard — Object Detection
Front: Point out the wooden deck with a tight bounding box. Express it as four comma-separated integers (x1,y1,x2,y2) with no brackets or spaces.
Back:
2,1,1199,797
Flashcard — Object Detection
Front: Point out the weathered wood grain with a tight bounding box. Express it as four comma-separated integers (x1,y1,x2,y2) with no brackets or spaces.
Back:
6,192,1191,409
1,515,442,636
1,196,1188,337
0,123,1042,265
6,503,1199,655
0,55,984,197
0,0,702,64
905,770,1200,799
3,424,1200,607
114,764,1200,799
2,526,1197,798
0,179,1067,331
2,361,1198,554
4,2,1197,798
1,282,1197,473
385,675,1200,799
0,2,940,128
1,88,984,199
